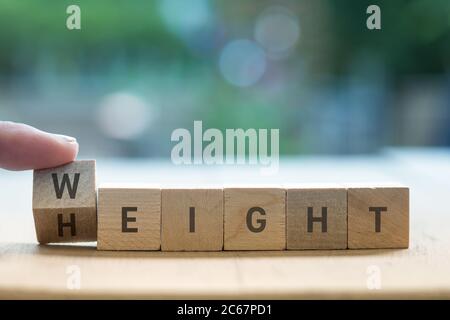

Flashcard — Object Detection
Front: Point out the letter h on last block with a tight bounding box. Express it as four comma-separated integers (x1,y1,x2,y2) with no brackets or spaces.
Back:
32,160,97,244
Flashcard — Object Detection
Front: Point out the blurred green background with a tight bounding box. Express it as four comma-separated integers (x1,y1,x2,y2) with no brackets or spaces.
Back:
0,0,449,158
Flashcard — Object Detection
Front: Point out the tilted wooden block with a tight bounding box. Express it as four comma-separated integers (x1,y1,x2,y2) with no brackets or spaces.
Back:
348,186,409,249
287,187,347,250
32,160,97,244
97,186,161,251
161,188,223,251
224,187,286,250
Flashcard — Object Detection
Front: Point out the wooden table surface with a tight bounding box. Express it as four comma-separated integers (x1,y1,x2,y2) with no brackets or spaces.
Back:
1,148,449,299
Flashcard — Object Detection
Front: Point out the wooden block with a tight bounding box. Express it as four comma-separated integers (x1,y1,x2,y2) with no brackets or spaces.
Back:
97,186,161,251
348,187,409,249
32,160,96,244
161,188,223,251
224,188,285,250
287,187,347,250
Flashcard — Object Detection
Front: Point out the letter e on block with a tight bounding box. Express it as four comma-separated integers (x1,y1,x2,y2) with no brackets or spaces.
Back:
32,160,97,244
97,186,161,250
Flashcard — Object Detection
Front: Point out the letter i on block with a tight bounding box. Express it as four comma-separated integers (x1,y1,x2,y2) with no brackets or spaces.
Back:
161,188,223,251
97,186,161,250
32,160,97,244
348,186,409,249
287,186,347,250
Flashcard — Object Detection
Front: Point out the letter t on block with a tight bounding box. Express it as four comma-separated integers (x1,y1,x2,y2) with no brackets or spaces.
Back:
348,187,409,249
32,160,97,244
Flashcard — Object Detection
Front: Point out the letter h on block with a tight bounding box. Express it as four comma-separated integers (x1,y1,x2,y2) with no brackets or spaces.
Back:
32,160,97,244
286,187,347,250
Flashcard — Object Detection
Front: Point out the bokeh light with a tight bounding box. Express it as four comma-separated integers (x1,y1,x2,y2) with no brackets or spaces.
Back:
254,6,300,60
158,0,213,38
0,1,448,157
96,92,153,140
219,39,267,87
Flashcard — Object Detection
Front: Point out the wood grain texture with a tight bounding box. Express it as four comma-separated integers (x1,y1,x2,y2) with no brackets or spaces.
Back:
0,152,449,299
287,187,347,250
348,187,409,249
161,188,223,251
32,160,96,244
97,187,161,251
224,188,285,250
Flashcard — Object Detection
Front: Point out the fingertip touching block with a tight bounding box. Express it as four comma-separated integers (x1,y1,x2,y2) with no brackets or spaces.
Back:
224,187,286,250
161,188,223,251
32,160,97,244
97,186,161,251
348,186,409,249
287,187,347,250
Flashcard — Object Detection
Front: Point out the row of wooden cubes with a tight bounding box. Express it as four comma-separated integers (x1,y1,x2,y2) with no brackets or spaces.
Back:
32,160,409,250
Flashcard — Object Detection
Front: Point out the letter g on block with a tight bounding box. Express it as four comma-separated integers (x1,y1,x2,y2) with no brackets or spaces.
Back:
246,207,266,233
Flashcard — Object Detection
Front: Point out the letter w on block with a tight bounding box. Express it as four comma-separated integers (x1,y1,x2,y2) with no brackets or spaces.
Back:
32,160,97,244
52,173,80,199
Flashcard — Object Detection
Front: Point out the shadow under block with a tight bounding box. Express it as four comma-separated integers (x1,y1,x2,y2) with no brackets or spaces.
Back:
32,160,97,244
224,188,286,250
348,187,409,249
287,188,347,250
97,187,161,251
161,189,223,251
